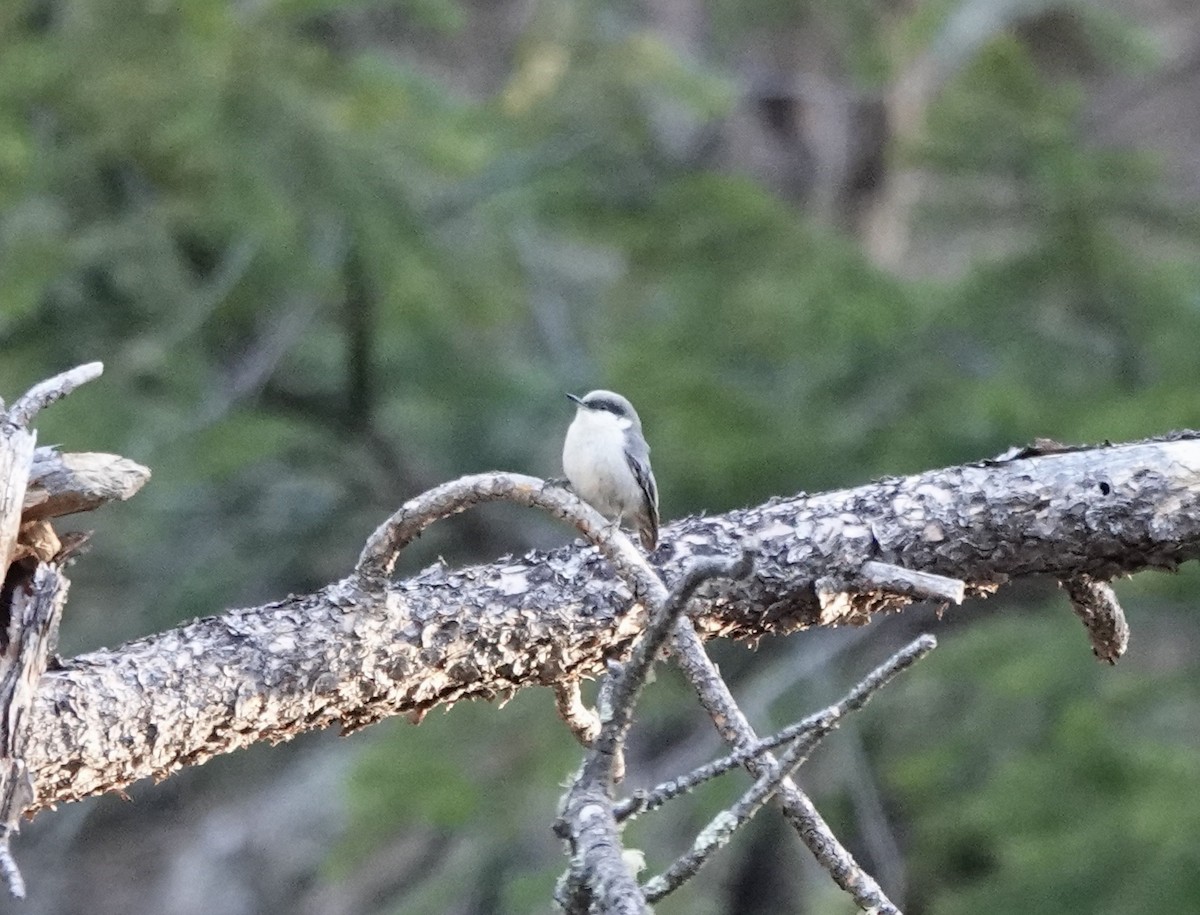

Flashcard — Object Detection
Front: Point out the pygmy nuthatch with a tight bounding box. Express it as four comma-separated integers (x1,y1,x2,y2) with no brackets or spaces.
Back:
562,390,660,551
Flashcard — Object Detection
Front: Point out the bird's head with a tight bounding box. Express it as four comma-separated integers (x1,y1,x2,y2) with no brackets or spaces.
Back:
566,390,640,429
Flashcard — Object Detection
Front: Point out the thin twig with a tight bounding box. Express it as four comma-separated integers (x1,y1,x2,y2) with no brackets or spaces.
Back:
615,711,836,823
858,561,965,605
671,620,904,914
640,636,936,902
6,363,103,429
615,634,935,823
556,555,752,914
584,554,753,784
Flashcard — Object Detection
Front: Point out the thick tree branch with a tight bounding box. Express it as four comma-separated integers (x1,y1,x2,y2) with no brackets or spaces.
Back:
22,434,1200,813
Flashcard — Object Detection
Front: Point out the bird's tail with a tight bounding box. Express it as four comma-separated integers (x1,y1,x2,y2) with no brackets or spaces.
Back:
637,512,658,552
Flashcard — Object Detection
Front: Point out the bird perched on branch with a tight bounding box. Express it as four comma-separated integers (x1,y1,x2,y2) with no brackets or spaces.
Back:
562,389,660,551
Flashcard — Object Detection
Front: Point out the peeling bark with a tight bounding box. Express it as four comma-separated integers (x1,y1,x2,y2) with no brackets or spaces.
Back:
22,433,1200,813
0,363,105,895
23,450,151,521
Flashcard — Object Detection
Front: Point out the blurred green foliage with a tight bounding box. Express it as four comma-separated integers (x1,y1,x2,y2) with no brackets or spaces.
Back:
333,689,581,913
3,0,1200,912
916,38,1200,446
873,610,1200,913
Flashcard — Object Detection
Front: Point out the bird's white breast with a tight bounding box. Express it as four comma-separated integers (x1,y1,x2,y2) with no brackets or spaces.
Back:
563,409,637,518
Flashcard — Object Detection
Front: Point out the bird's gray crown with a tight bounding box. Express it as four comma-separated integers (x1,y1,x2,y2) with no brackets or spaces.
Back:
576,390,636,420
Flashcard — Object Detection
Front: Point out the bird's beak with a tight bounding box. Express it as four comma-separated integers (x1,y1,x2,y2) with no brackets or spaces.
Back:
566,393,583,406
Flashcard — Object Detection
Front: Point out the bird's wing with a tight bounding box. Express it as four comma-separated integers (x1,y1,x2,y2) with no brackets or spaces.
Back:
625,439,659,547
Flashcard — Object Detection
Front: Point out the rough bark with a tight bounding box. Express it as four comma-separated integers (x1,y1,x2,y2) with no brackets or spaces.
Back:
0,363,105,896
1063,574,1130,663
22,451,151,522
22,433,1200,814
556,556,751,914
0,426,34,598
0,565,69,889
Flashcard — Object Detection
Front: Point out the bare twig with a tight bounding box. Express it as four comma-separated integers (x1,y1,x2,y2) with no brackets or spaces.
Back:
592,555,752,783
615,714,833,823
640,636,935,902
556,555,753,914
594,668,627,783
5,363,103,430
1062,575,1129,664
615,635,936,823
858,561,965,605
356,473,661,591
671,620,904,914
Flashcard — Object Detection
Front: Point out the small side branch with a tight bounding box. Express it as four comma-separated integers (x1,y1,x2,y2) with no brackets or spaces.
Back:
356,473,658,595
23,450,151,521
858,561,965,605
817,562,965,626
586,554,753,784
1062,575,1129,664
553,679,601,748
5,363,103,430
555,556,752,914
616,634,937,824
641,637,935,902
671,620,903,914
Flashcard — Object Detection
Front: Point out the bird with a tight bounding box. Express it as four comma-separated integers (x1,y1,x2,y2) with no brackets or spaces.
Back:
562,389,660,551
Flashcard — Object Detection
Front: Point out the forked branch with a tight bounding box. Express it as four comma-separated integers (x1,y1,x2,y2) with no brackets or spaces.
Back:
641,636,936,902
555,555,752,914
